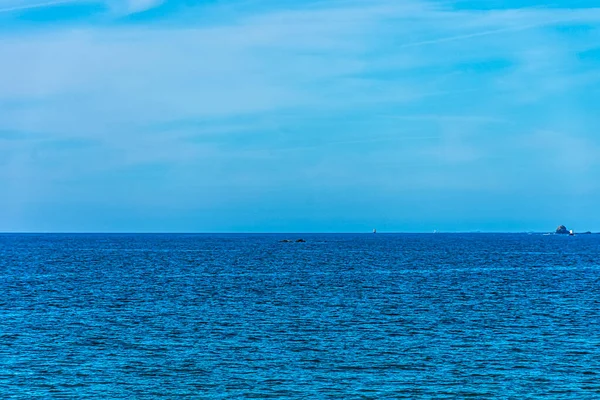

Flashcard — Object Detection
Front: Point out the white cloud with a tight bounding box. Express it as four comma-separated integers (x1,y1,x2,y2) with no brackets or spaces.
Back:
0,0,163,14
1,0,600,209
0,0,76,13
105,0,163,15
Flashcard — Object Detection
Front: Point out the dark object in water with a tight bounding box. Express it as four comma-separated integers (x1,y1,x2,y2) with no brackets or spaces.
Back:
280,239,292,243
296,239,306,243
556,225,569,234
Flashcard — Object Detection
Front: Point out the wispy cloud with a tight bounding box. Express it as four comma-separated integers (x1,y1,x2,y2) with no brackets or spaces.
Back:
0,0,163,15
105,0,163,15
387,115,506,123
0,0,78,13
1,0,600,230
261,134,441,154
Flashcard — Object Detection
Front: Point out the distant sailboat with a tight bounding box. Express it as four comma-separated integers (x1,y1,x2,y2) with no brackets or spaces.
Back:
373,228,377,234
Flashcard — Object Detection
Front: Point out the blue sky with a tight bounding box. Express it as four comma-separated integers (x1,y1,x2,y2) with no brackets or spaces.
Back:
1,0,599,232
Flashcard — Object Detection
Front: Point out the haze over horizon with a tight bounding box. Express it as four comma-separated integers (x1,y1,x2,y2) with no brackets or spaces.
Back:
1,0,599,233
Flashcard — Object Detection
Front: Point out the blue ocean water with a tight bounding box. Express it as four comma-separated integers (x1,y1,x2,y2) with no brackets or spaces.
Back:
1,233,599,398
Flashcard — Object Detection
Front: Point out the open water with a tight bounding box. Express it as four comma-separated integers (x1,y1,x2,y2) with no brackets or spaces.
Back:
1,233,600,398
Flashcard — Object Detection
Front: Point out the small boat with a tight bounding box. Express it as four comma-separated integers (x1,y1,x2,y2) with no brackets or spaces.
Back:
373,228,376,234
569,230,575,236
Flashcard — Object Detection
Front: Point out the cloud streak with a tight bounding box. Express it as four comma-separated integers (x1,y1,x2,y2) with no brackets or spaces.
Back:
0,0,78,13
106,0,163,15
1,0,600,231
0,0,163,15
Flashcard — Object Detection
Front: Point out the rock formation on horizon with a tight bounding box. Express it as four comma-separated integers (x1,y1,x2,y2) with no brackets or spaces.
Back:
556,225,569,234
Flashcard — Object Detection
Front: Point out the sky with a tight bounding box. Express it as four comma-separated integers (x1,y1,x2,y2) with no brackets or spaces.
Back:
1,0,599,232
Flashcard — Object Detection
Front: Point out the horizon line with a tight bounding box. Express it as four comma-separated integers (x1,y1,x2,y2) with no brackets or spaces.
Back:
1,231,598,235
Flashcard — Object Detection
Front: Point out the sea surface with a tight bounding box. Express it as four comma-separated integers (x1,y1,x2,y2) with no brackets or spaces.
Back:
1,233,600,398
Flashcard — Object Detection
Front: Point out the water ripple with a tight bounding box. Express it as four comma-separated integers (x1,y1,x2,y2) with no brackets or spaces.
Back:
1,233,599,398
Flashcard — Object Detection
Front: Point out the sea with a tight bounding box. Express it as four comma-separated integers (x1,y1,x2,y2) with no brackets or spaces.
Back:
1,233,599,398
